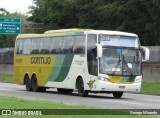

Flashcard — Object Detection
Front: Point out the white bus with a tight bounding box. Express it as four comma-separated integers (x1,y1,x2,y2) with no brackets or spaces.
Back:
14,28,149,98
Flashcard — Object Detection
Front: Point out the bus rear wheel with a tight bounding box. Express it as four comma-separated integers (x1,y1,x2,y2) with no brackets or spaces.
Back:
113,92,123,98
31,75,46,92
31,75,39,92
77,79,88,97
25,75,32,91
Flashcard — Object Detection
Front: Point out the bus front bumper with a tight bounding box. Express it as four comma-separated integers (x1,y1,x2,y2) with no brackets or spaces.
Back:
91,80,141,92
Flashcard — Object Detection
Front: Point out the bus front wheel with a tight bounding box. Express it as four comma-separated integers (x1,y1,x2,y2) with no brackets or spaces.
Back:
77,79,88,97
25,75,32,91
113,92,123,98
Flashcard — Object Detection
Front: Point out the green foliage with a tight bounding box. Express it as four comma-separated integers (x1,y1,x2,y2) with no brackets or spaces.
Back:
28,0,79,29
1,1,159,47
0,35,16,48
28,0,160,46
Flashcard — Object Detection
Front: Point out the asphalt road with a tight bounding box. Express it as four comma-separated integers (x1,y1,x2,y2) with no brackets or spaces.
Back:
0,82,160,109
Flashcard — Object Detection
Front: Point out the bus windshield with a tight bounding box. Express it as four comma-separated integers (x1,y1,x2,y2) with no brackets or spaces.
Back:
99,48,141,76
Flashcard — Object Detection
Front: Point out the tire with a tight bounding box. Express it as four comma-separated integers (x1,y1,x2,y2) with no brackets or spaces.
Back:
25,75,32,91
57,88,74,94
113,92,123,98
31,75,39,92
77,79,88,97
57,88,63,94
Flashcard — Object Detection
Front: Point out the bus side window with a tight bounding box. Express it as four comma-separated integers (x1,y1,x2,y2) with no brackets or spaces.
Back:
50,37,62,54
39,38,50,54
73,36,85,54
61,36,74,54
16,39,20,54
31,38,40,54
17,39,24,54
23,38,31,54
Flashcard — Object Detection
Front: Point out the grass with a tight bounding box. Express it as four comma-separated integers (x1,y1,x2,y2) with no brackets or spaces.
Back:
0,74,13,83
0,96,93,109
0,74,160,95
141,82,160,95
0,96,158,118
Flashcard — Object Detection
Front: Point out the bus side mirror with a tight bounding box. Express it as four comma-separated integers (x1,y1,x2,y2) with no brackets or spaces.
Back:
140,46,150,62
96,44,102,58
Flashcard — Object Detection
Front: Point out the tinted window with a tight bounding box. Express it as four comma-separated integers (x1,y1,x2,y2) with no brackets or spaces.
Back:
39,37,50,54
73,36,85,54
17,39,24,54
16,39,20,54
50,37,62,54
23,38,32,54
31,38,40,54
61,36,74,54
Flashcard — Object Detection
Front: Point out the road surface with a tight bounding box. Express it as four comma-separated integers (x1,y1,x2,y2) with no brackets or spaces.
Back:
0,82,160,109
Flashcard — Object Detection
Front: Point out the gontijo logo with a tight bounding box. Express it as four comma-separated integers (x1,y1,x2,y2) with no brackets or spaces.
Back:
31,57,51,64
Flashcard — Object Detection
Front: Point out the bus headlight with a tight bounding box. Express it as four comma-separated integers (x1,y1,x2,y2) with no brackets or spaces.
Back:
98,77,109,82
134,78,142,83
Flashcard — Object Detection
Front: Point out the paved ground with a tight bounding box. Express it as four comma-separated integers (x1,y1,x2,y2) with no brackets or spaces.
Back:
0,82,160,109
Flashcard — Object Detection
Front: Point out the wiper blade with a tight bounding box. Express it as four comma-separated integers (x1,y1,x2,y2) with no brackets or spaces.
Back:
111,61,121,75
123,62,134,76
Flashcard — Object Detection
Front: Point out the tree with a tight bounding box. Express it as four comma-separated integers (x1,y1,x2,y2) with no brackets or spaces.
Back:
28,0,79,29
28,0,160,46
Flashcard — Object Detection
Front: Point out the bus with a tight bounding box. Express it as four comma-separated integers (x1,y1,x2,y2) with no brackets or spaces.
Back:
14,28,149,98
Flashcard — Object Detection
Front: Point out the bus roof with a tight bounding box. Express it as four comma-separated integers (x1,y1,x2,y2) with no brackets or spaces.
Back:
16,28,88,38
16,28,138,39
85,30,138,37
44,28,90,34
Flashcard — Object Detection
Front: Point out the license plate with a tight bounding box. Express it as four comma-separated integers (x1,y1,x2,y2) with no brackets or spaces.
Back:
119,86,125,89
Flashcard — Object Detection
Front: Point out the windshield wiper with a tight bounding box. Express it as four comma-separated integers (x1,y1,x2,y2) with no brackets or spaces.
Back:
111,60,121,75
122,55,134,76
123,62,134,76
